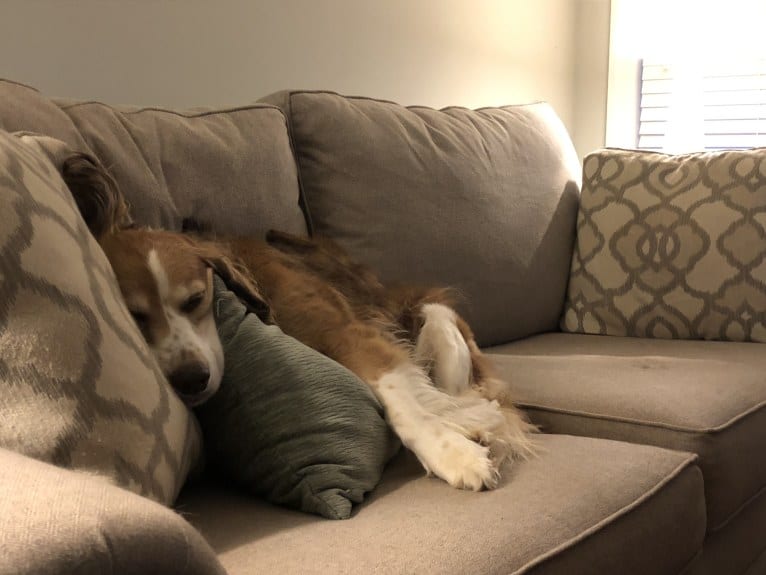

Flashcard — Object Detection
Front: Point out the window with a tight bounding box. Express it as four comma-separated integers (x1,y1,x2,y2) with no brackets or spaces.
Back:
637,59,766,152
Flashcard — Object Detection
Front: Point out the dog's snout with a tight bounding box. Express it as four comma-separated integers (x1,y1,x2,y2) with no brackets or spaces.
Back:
169,362,210,396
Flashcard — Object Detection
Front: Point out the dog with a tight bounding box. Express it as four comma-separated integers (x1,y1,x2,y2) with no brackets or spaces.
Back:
61,153,536,491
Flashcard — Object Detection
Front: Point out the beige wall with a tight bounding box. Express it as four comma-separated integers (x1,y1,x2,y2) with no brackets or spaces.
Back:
2,0,610,155
572,0,610,160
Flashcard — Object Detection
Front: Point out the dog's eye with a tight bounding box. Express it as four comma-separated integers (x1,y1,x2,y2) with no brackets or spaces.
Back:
181,292,205,314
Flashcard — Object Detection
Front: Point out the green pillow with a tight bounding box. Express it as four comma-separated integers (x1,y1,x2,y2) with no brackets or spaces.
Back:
195,276,399,519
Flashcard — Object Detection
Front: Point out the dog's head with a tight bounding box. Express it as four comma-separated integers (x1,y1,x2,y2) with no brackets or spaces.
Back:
62,153,270,406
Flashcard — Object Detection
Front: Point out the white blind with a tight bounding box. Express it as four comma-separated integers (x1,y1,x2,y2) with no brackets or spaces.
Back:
638,59,766,151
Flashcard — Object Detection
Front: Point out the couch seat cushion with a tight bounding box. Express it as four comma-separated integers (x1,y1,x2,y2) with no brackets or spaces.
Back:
178,434,704,575
487,333,766,531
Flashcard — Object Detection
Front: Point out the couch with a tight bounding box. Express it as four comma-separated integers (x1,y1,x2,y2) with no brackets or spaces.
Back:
0,78,764,575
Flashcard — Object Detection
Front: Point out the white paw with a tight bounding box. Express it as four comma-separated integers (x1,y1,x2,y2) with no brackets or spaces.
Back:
419,428,500,491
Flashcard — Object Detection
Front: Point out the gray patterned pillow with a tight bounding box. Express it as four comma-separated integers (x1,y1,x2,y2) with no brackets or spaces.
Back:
0,130,201,505
562,148,766,342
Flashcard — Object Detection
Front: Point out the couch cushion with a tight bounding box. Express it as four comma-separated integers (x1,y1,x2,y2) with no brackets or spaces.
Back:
195,277,398,520
561,147,766,342
0,79,307,238
179,434,704,575
487,332,766,531
0,131,200,504
0,79,87,146
0,447,225,575
262,90,581,347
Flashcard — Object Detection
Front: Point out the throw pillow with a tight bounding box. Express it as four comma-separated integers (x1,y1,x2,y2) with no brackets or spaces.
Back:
195,276,399,520
0,130,201,505
562,147,766,341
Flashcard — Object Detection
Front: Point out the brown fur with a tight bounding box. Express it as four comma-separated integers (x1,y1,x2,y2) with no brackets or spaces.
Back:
60,154,515,396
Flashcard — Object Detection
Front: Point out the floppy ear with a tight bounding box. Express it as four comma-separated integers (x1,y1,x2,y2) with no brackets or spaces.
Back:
194,241,273,323
266,229,319,255
61,153,132,239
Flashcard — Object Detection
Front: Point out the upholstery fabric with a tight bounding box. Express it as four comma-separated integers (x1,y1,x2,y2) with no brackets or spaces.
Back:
684,485,766,575
0,447,225,575
487,332,766,531
562,148,766,341
194,277,398,520
178,434,704,575
0,130,200,505
262,90,581,347
0,79,307,238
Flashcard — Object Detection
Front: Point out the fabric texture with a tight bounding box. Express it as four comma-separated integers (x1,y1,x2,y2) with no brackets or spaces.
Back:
178,434,704,575
562,147,766,341
0,447,225,575
0,130,201,505
194,276,398,520
683,484,766,575
0,78,308,237
487,332,766,531
261,90,581,347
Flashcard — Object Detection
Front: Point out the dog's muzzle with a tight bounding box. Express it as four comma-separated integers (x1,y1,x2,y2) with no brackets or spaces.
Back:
168,361,211,397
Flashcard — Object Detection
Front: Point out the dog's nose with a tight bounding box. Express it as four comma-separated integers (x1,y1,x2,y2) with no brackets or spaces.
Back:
169,362,210,396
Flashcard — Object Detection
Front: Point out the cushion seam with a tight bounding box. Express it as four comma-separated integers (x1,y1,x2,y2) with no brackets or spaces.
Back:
0,77,41,92
523,404,766,532
511,455,699,574
518,399,766,434
280,92,315,235
286,89,544,113
56,99,285,119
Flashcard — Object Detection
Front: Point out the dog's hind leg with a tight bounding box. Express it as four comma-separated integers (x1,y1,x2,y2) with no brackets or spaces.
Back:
325,323,500,491
370,360,502,491
413,303,537,463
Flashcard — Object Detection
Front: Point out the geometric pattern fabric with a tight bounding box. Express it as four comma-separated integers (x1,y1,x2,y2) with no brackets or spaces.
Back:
562,147,766,342
0,131,201,504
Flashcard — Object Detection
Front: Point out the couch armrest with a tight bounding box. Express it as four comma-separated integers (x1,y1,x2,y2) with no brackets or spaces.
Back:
0,448,225,575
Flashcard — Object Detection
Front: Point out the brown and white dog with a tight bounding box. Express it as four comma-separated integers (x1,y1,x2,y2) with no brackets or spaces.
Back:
62,153,536,491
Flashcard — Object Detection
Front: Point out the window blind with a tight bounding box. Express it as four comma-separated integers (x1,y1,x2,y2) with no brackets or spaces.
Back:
638,59,766,151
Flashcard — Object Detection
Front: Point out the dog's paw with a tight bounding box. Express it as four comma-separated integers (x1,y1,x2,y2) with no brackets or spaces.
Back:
421,430,500,491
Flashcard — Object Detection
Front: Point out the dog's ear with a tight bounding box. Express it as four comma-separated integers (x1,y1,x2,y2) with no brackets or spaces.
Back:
61,153,132,239
265,229,319,255
195,242,273,323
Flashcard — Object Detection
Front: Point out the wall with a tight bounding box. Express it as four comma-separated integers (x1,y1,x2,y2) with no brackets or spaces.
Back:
1,1,574,119
1,1,616,157
571,0,611,160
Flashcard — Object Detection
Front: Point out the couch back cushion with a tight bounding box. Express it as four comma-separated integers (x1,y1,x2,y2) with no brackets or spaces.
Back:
263,91,581,346
561,148,766,341
0,79,307,237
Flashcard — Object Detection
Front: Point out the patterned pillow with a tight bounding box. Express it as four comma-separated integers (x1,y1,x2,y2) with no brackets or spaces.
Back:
0,130,201,505
562,148,766,342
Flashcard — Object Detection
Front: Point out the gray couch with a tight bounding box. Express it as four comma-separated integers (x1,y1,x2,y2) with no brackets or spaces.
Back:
0,79,764,575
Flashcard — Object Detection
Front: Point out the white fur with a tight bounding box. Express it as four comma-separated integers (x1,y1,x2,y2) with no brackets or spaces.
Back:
414,303,472,395
146,249,223,405
373,362,500,491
